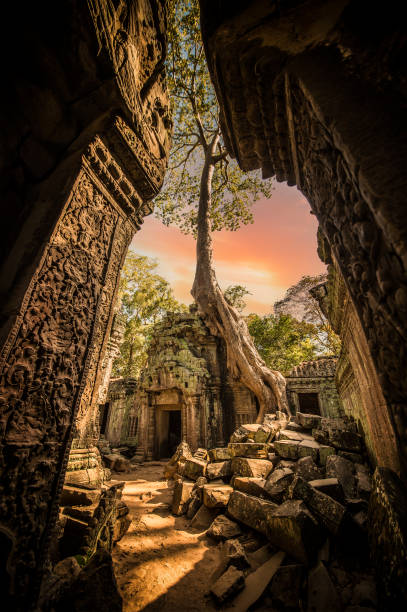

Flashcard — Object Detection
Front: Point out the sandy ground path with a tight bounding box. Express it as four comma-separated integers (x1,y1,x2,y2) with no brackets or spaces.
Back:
111,462,220,612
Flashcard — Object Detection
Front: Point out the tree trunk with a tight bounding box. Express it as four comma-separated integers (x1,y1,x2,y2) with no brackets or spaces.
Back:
191,138,290,422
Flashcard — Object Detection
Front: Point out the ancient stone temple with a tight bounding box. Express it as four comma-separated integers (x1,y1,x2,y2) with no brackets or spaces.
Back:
100,377,139,449
286,356,343,419
134,309,257,460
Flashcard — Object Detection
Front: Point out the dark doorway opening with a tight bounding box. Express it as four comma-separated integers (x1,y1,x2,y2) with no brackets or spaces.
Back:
168,410,181,457
99,402,110,435
158,409,182,458
298,392,320,415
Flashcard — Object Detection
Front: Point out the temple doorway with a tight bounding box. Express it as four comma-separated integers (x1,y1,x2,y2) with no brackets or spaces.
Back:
298,392,320,415
157,407,182,458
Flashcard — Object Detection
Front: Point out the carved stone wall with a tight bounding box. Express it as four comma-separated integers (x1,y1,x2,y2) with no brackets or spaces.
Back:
0,1,170,608
103,377,139,448
200,0,407,477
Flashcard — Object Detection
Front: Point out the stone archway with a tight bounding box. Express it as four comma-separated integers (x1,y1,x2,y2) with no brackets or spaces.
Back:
199,0,407,478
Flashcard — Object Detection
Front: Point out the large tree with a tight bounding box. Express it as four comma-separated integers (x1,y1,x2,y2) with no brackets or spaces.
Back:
154,0,289,419
113,251,186,378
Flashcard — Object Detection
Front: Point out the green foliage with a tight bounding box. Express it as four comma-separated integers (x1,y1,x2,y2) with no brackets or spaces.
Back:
112,251,186,378
247,313,321,375
274,274,341,355
224,284,252,312
154,0,272,236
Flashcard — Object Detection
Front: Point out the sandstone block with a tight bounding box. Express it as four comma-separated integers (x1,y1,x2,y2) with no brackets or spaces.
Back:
233,477,268,499
203,484,233,508
297,439,320,461
273,439,300,460
264,467,294,502
60,486,100,507
103,454,130,472
190,504,220,530
326,454,356,499
287,476,346,535
268,564,305,609
228,442,269,458
207,460,232,480
355,464,372,500
186,490,202,519
296,412,322,430
278,429,303,442
265,500,323,564
295,456,323,481
210,566,245,603
319,445,336,466
172,480,194,516
329,429,362,452
207,515,242,541
309,478,345,503
228,490,278,535
231,457,273,478
208,447,231,461
254,424,274,443
183,457,207,480
223,538,250,570
308,562,342,612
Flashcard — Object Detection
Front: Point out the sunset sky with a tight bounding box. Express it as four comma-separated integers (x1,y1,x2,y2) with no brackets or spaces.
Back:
131,181,326,314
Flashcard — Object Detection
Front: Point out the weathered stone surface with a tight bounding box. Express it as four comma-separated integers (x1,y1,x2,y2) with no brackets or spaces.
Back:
274,439,300,460
223,538,250,570
308,562,342,612
288,476,346,534
298,439,320,461
103,453,130,472
186,490,202,519
326,455,356,499
297,413,322,430
190,504,220,530
265,500,323,564
209,447,231,461
210,566,245,603
368,467,407,609
172,480,194,516
268,564,305,609
295,456,323,481
319,445,336,466
207,460,232,480
309,478,345,503
229,552,285,611
228,442,269,459
254,424,274,443
355,464,372,500
329,429,362,453
203,484,234,508
183,457,208,480
60,486,101,507
239,423,263,439
231,457,273,478
207,515,242,541
233,476,268,499
264,467,294,502
228,490,278,535
338,450,364,463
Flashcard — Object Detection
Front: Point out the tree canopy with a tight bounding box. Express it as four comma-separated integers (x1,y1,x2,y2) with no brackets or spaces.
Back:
223,284,252,312
112,251,186,378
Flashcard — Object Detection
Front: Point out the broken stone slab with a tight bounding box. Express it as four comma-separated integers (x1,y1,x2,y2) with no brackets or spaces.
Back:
297,439,320,461
338,450,364,463
190,504,220,530
268,563,305,610
264,467,294,502
296,412,322,430
367,467,407,609
278,429,304,442
167,440,192,465
287,475,346,535
207,460,232,480
203,484,234,508
329,429,363,453
60,485,101,507
295,456,323,481
208,447,231,461
308,478,345,503
210,566,245,604
186,490,202,519
308,562,342,612
227,551,285,612
246,544,275,571
172,480,194,516
194,447,209,461
253,424,272,443
265,500,324,564
228,442,269,459
231,457,273,478
183,457,208,480
233,476,269,499
227,490,278,535
103,454,130,472
319,444,336,466
285,421,306,433
326,454,356,499
355,464,372,501
273,439,300,460
207,515,242,541
223,538,250,570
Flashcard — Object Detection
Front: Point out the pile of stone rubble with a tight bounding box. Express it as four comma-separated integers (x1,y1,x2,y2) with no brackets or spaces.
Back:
167,412,378,610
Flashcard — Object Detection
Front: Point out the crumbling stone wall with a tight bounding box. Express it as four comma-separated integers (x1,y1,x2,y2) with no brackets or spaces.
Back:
286,357,344,419
0,1,170,607
103,378,139,448
200,0,407,477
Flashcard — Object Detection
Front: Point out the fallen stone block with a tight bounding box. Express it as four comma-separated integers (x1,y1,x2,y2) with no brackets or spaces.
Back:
223,538,250,570
329,429,362,453
246,544,275,570
190,504,220,530
278,429,303,442
264,467,294,502
233,476,268,499
268,563,305,610
308,562,342,612
298,439,320,461
338,450,364,463
288,475,346,534
254,424,273,443
295,456,323,481
296,412,322,430
309,478,345,503
166,440,192,466
210,566,245,604
273,439,300,460
319,444,336,466
172,480,194,516
194,447,209,461
355,464,372,501
60,485,101,507
183,457,207,480
228,490,278,535
207,460,232,480
209,447,231,461
265,500,323,564
203,484,234,508
207,515,242,541
103,453,130,472
228,442,269,459
326,454,356,499
186,490,202,519
231,457,273,478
